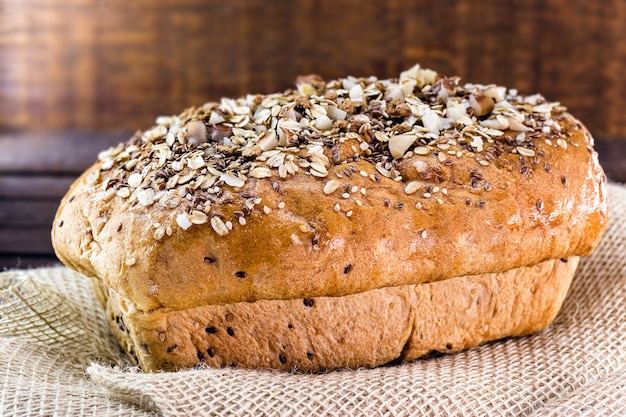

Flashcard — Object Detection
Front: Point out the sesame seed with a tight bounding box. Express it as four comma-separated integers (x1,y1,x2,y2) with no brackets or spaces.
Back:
342,193,350,199
346,210,353,217
334,203,341,211
351,185,359,193
360,170,368,177
278,201,285,209
415,202,422,209
125,257,136,266
436,198,444,205
205,326,218,334
238,217,246,226
263,205,271,214
226,327,235,336
344,263,353,273
423,192,432,198
360,188,367,195
421,230,428,239
235,271,247,278
355,199,363,206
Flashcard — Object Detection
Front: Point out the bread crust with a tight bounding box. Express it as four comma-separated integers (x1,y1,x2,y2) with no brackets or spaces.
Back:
50,65,608,371
103,257,578,372
52,114,606,311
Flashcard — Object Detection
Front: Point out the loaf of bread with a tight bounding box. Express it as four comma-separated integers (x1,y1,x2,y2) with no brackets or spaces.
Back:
52,64,608,371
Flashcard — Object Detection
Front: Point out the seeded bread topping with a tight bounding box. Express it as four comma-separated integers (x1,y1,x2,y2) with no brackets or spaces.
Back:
53,64,607,313
94,64,573,239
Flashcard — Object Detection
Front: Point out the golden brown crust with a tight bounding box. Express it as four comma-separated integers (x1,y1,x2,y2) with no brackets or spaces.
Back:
52,113,606,311
52,65,607,371
103,257,578,372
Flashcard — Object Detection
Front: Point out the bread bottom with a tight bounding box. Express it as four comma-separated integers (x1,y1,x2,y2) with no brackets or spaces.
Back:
100,257,578,372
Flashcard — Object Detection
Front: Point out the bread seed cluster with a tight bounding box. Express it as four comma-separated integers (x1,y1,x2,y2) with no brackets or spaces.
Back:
93,64,572,238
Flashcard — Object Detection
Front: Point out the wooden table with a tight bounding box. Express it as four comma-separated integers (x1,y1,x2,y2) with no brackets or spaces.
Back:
2,0,626,268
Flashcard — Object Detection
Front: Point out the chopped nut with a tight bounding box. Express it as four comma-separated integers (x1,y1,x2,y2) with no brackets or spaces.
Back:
127,173,142,188
388,134,417,159
188,120,208,145
257,130,278,152
469,92,495,116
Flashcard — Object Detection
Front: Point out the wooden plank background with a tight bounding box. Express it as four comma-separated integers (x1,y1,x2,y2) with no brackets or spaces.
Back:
1,0,625,268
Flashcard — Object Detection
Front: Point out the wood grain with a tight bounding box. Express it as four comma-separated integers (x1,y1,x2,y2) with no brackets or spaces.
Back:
0,229,54,256
0,176,76,199
0,132,127,175
1,0,626,140
1,1,625,266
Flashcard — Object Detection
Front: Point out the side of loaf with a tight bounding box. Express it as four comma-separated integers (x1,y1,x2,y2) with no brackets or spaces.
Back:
103,257,578,372
52,65,608,311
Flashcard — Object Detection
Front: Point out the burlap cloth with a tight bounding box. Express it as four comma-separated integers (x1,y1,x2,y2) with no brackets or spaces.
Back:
1,183,625,417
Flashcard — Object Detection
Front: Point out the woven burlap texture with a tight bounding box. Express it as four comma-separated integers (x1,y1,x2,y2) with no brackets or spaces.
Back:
1,183,625,417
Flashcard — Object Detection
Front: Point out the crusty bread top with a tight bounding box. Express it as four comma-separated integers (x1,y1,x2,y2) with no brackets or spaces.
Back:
52,64,608,311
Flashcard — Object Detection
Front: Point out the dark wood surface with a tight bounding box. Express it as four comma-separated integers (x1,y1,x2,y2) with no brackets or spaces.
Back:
1,0,625,269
